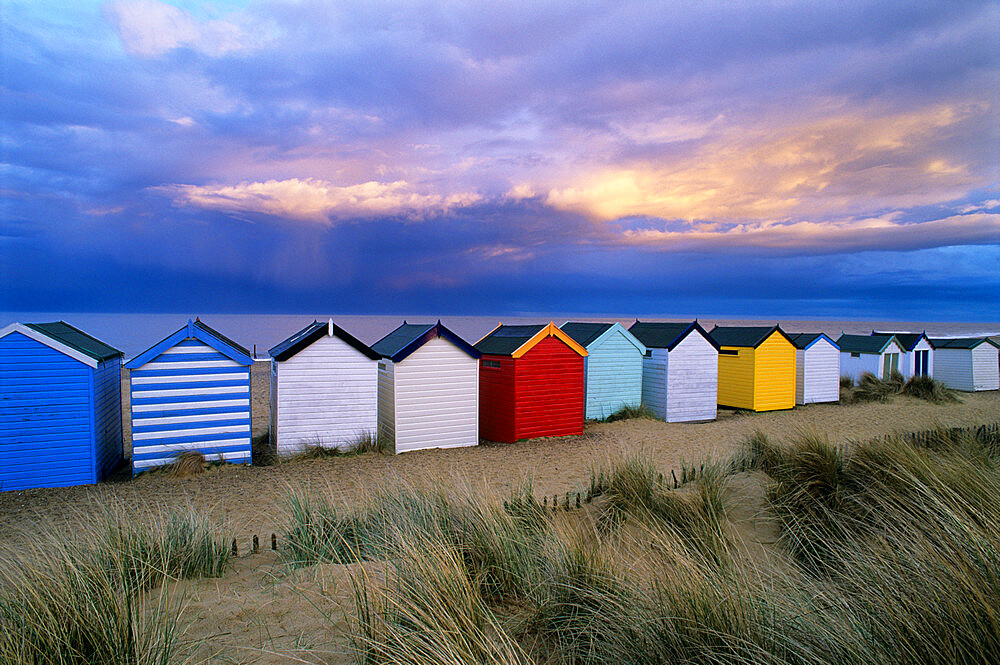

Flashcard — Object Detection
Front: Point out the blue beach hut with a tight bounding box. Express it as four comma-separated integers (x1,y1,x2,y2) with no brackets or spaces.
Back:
0,321,123,490
125,319,253,473
560,322,646,420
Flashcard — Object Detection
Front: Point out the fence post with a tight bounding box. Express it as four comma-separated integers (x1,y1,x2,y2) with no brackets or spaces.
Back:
271,533,277,551
232,539,238,556
672,469,678,489
253,535,259,554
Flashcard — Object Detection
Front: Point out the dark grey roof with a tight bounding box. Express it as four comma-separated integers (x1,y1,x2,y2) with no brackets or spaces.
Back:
559,322,613,348
928,337,1000,350
709,325,790,349
837,334,897,354
474,324,544,356
872,331,927,351
25,321,122,361
269,320,379,361
629,321,718,350
371,321,480,361
789,333,822,349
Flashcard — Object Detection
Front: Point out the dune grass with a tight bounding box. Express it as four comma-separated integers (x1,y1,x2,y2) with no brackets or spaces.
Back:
845,371,958,405
599,403,656,423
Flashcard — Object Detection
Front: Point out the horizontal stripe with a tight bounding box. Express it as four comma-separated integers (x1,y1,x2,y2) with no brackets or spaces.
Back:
139,359,243,371
131,366,249,379
132,422,249,440
131,379,248,394
131,392,249,406
132,416,249,433
128,429,249,446
151,352,235,363
132,437,251,455
132,398,250,413
158,344,216,355
132,385,249,399
132,407,248,423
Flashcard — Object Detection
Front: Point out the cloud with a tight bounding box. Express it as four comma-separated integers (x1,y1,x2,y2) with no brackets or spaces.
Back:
104,0,251,57
156,178,482,223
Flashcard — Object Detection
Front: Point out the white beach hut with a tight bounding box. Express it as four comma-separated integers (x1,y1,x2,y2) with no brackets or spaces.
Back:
268,319,380,455
837,334,906,382
928,337,1000,392
627,321,719,422
788,333,840,404
371,321,481,453
873,331,933,378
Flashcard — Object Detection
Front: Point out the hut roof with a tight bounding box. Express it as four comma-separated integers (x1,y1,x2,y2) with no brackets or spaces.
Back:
836,333,899,354
629,321,718,351
559,322,613,348
371,321,480,361
872,331,928,351
788,332,839,350
709,325,792,349
24,321,122,361
269,319,379,362
928,337,1000,350
126,319,253,368
475,322,587,358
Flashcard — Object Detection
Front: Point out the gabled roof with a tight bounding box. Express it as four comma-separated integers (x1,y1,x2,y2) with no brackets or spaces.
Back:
836,333,900,355
372,321,480,362
872,331,929,351
0,321,122,368
561,322,646,354
629,320,719,351
788,332,839,350
709,325,793,349
475,322,588,358
928,337,1000,350
126,319,254,368
269,319,380,362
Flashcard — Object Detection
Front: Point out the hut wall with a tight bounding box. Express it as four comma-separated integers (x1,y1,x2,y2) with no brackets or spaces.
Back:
664,331,718,422
902,338,933,379
479,355,516,443
583,329,643,420
274,334,377,454
130,338,252,470
972,344,1000,391
0,332,96,490
641,348,668,420
752,334,796,411
513,336,584,440
797,339,840,404
392,336,478,453
377,359,396,448
717,346,756,410
93,354,123,479
933,348,973,391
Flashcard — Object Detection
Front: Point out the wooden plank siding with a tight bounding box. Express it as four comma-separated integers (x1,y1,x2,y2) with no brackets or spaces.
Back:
93,355,123,479
664,331,718,422
0,332,98,490
479,355,517,443
752,334,796,411
934,346,1000,392
513,336,584,440
717,346,756,410
274,334,377,454
641,349,668,420
130,338,252,471
390,336,478,453
377,360,395,448
796,339,840,404
583,329,643,420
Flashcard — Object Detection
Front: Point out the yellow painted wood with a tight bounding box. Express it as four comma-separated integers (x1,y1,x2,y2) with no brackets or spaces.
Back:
717,346,756,409
752,333,797,411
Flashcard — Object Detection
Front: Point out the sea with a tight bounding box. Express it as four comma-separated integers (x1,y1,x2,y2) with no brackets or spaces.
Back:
4,312,1000,361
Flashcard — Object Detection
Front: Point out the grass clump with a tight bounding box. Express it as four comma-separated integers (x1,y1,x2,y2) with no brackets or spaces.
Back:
599,403,655,423
840,375,854,389
901,375,960,403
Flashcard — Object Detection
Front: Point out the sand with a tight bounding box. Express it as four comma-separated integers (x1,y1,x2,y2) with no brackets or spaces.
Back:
2,390,999,663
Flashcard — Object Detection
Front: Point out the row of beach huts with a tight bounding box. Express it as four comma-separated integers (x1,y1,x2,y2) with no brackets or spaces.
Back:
1,318,998,491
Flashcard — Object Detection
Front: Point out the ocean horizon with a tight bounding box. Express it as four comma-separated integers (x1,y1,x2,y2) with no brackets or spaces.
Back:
3,311,999,361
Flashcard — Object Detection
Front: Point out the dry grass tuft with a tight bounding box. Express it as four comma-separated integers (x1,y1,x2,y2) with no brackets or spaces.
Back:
170,451,207,478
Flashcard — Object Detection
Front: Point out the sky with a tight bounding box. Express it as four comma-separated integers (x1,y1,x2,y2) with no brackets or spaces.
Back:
2,0,999,320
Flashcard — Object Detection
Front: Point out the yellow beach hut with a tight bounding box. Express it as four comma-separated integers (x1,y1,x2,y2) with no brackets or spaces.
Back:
708,325,796,411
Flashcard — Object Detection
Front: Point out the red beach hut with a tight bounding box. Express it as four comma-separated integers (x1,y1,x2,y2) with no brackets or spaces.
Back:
473,322,588,443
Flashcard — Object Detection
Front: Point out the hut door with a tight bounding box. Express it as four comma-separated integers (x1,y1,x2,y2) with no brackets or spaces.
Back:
914,350,929,376
882,353,899,379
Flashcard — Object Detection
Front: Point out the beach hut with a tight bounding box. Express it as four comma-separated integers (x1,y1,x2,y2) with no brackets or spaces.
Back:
788,333,840,404
126,319,253,472
836,334,906,382
560,322,646,420
872,331,933,378
709,326,797,411
269,319,380,455
927,337,1000,392
0,322,123,490
371,321,481,453
474,322,587,443
627,321,719,422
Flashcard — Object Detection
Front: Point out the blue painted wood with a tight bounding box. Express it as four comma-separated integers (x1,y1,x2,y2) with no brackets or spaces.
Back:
128,325,252,473
579,325,645,420
0,331,104,490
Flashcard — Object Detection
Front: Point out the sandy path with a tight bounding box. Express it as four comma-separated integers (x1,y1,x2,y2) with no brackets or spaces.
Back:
1,391,997,551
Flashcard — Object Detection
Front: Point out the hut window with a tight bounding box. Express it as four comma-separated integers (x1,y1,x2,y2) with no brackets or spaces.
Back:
644,350,652,357
719,349,739,355
378,362,387,371
851,352,860,358
483,359,501,369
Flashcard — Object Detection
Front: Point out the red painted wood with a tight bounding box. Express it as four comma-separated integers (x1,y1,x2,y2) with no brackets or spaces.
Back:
478,336,585,443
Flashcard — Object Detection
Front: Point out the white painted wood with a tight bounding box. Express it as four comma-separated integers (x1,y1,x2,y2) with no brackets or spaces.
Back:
900,338,934,379
796,338,840,404
274,333,378,454
972,344,1000,391
387,336,479,453
840,339,905,382
664,330,718,422
934,345,1000,391
377,360,395,447
131,371,249,384
640,348,668,420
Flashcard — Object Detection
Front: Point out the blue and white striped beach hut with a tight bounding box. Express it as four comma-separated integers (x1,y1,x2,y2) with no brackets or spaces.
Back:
125,319,253,473
0,321,123,490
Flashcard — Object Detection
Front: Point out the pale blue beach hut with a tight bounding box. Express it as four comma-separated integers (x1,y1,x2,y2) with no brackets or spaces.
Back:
125,319,253,473
560,322,646,420
0,321,123,490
